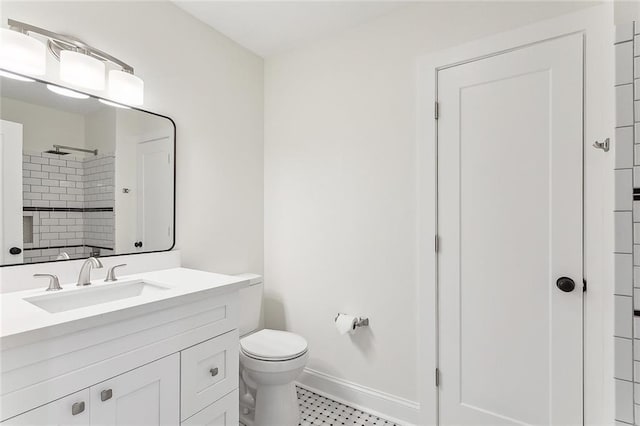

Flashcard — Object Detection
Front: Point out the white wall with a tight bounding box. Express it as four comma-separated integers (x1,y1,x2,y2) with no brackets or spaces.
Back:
1,1,264,276
0,97,85,153
615,1,640,24
85,108,116,156
264,0,601,415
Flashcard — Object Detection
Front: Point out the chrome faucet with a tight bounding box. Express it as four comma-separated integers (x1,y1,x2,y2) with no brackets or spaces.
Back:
77,257,103,286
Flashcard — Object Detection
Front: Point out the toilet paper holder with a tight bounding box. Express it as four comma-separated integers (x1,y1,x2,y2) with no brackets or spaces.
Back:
334,313,369,328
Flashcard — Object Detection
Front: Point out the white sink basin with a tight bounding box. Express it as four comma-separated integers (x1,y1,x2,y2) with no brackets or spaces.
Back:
24,280,171,313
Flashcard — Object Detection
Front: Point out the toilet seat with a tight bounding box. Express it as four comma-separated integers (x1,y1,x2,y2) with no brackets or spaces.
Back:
240,329,308,361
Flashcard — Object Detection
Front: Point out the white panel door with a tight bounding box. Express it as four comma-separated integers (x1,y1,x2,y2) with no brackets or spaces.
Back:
136,136,173,252
437,34,583,425
0,120,23,265
90,353,179,426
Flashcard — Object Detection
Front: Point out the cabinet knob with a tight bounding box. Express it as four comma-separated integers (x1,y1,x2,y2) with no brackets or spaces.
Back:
71,401,85,416
101,388,113,401
209,367,219,377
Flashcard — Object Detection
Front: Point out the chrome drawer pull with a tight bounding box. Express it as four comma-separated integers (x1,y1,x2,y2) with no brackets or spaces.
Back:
209,367,219,377
101,389,113,401
71,401,85,416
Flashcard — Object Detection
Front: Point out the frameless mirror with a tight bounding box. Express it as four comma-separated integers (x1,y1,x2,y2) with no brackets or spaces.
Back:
0,73,175,266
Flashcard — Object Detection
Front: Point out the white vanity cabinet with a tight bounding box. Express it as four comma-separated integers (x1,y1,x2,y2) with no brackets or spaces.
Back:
90,354,180,425
3,389,91,425
0,273,247,426
182,390,239,426
5,354,180,426
180,331,239,421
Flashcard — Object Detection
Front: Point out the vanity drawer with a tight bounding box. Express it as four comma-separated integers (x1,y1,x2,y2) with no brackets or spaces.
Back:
181,389,239,425
180,330,239,421
2,389,90,425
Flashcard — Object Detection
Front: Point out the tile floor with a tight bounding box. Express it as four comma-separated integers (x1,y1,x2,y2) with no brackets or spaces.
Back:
297,386,397,426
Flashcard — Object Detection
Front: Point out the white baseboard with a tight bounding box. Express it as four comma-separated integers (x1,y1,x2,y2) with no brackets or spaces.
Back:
296,368,421,425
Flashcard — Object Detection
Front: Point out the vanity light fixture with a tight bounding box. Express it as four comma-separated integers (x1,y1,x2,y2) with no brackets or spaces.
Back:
2,19,144,105
108,70,143,106
46,84,90,99
0,27,46,76
60,50,105,91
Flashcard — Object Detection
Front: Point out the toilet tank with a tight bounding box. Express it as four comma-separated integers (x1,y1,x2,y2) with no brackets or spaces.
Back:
236,273,263,336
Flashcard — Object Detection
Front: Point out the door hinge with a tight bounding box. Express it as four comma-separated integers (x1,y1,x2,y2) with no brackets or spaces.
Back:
434,101,439,120
435,235,439,253
583,278,587,292
435,368,440,387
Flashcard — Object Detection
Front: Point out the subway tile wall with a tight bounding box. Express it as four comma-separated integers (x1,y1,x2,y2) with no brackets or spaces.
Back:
615,21,640,426
22,151,115,263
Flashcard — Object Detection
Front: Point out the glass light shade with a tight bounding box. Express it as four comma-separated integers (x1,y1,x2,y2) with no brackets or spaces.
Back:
60,50,105,90
108,70,143,106
46,84,89,99
0,28,46,76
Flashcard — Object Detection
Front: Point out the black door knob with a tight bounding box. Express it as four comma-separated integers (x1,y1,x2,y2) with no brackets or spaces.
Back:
556,277,575,293
9,247,22,255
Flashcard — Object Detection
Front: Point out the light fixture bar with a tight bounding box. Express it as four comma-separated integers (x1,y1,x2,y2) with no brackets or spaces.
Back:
7,19,134,73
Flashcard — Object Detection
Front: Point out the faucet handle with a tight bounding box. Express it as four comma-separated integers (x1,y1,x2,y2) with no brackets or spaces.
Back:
56,252,70,260
105,264,127,282
34,274,62,291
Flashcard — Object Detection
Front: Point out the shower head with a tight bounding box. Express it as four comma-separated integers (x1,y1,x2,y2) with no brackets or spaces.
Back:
43,147,71,155
43,145,97,156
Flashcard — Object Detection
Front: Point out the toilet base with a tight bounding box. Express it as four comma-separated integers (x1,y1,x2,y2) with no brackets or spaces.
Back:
239,340,308,426
240,383,300,426
240,382,300,426
252,382,300,426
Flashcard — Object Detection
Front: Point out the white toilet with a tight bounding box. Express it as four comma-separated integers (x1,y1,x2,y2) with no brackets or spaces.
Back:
237,274,309,426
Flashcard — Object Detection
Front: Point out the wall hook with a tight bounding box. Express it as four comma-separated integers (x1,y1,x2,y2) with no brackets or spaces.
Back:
593,138,609,152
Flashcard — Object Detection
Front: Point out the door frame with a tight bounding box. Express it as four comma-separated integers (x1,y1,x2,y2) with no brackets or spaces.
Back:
416,5,614,425
437,33,586,425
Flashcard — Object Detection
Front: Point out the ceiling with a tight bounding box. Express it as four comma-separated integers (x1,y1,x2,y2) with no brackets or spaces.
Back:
173,1,409,57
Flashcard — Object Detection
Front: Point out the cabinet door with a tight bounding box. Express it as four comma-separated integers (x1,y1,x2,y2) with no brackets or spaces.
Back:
180,331,238,421
181,390,238,426
91,354,179,426
3,389,90,425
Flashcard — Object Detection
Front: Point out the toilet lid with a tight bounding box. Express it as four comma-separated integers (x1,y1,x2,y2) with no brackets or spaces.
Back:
241,329,308,361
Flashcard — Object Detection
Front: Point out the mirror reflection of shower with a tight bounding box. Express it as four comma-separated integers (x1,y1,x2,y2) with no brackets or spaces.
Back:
0,72,175,266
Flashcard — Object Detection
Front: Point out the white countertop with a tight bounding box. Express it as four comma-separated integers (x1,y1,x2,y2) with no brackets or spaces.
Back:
0,267,250,348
